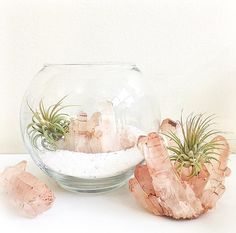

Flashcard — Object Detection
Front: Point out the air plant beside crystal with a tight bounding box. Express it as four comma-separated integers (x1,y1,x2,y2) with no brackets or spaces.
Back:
27,96,70,151
27,97,138,153
164,114,222,177
129,113,231,219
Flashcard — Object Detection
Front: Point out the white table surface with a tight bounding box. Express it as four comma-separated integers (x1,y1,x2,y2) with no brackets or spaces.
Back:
0,154,235,233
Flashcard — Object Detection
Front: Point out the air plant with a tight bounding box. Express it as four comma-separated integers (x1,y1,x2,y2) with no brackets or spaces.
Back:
27,96,71,151
164,114,223,177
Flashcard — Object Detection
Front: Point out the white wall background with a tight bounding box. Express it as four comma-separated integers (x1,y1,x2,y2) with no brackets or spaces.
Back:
0,0,235,153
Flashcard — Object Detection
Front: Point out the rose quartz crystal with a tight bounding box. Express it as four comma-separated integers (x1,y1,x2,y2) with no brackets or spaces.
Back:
201,135,231,210
129,122,231,219
0,161,54,218
57,101,137,153
160,118,178,134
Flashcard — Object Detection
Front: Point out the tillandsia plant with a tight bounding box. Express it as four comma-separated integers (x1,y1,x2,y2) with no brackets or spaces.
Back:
27,96,71,151
164,114,223,177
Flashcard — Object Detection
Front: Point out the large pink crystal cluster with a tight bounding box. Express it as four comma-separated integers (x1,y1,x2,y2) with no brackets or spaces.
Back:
129,119,231,219
56,101,137,153
0,161,54,218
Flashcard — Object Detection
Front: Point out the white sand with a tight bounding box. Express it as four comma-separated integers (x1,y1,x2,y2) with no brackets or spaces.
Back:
40,147,143,179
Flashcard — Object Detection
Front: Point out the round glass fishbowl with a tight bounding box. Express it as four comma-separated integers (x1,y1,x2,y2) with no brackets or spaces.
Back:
20,63,160,193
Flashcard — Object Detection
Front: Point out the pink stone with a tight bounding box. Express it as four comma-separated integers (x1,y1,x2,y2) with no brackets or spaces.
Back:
129,130,231,219
119,127,136,150
180,165,210,198
0,161,55,218
87,112,101,132
160,118,178,134
129,164,164,216
57,103,139,153
201,135,231,210
160,118,181,147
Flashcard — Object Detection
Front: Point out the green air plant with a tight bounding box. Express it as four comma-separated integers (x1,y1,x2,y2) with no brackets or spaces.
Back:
27,96,71,151
164,114,223,177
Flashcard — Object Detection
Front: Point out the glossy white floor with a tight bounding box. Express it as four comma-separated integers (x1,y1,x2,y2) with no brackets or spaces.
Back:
0,154,235,233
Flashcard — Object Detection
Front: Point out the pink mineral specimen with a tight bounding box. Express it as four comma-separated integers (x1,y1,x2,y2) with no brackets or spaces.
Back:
201,135,231,210
160,118,178,134
57,101,139,153
129,129,231,219
0,161,55,218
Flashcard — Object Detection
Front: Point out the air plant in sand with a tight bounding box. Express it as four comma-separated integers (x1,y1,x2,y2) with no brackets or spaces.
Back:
129,113,231,219
27,96,70,151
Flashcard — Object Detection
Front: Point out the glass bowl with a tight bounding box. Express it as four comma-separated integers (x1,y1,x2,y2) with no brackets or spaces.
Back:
20,63,160,193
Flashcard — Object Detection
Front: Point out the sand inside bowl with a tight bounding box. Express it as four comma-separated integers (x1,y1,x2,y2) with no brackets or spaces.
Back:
40,146,143,179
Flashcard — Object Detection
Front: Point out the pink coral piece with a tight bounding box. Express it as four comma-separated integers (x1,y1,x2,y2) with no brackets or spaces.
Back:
129,128,231,219
0,161,55,218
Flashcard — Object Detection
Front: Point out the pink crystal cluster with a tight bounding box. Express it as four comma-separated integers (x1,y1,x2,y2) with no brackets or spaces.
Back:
56,101,137,153
0,161,55,218
129,119,231,219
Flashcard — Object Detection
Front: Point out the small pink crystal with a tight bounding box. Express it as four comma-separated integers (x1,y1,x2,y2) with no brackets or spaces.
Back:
129,164,164,216
160,118,178,134
0,161,55,218
201,135,231,210
97,101,118,152
129,127,231,219
160,118,180,147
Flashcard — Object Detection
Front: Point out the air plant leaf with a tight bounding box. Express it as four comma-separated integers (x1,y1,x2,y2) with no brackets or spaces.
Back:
164,113,222,177
27,96,71,151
